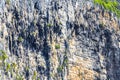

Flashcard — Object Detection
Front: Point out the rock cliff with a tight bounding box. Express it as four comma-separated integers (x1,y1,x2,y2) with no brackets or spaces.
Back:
0,0,120,80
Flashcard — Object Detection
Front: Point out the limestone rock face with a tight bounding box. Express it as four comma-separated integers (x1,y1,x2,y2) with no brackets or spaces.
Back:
0,0,120,80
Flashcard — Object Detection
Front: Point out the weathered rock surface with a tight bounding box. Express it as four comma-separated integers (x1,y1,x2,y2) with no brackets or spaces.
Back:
0,0,120,80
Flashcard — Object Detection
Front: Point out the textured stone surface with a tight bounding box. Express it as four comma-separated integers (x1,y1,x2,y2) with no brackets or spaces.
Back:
0,0,120,80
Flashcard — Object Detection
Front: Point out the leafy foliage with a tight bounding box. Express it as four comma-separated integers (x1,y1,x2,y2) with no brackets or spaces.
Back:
57,65,63,73
6,0,10,5
0,50,8,61
16,74,23,80
11,62,17,69
6,63,11,72
32,71,37,80
55,44,60,49
18,37,23,42
37,79,40,80
47,23,52,27
94,0,120,18
63,57,68,67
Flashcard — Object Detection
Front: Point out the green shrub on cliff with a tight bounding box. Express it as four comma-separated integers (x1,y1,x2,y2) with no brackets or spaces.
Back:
6,63,11,72
18,37,23,42
94,0,120,18
47,23,52,27
6,0,10,5
16,74,24,80
55,44,60,49
0,50,8,62
57,65,63,73
32,71,37,80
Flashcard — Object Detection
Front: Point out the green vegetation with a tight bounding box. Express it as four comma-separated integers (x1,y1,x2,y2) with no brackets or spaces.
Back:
63,57,68,67
32,71,37,80
11,62,17,69
57,65,63,73
99,22,105,28
25,66,29,71
37,79,40,80
11,62,17,76
32,31,37,37
16,74,23,80
6,0,10,5
0,50,22,79
0,50,8,62
59,22,62,25
6,63,11,72
55,44,60,49
33,20,37,26
94,0,120,18
47,23,52,27
18,37,23,42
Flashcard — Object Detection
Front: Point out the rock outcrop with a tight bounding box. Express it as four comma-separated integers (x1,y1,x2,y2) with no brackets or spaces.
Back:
0,0,120,80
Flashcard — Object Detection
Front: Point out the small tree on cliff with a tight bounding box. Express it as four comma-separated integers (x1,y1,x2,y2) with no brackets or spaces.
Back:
94,0,120,18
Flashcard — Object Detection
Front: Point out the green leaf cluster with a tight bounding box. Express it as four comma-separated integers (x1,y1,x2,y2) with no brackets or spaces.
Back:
11,62,17,69
6,0,10,5
32,71,37,80
55,44,60,49
57,65,63,73
47,23,52,27
18,37,23,42
94,0,120,18
16,74,23,80
6,63,11,72
0,50,8,61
